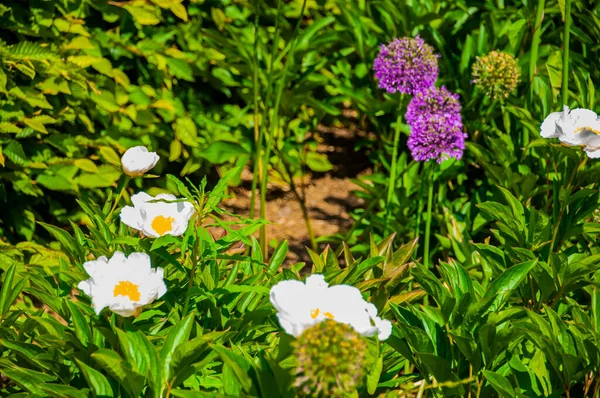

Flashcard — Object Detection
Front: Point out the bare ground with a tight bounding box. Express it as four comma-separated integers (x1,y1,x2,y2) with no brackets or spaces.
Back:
220,123,374,263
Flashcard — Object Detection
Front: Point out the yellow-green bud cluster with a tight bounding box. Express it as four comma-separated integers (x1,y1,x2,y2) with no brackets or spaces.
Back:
293,320,367,397
472,51,520,100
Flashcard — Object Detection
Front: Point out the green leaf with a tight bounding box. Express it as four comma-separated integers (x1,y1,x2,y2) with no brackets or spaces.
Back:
366,355,383,394
0,264,18,318
160,313,194,384
305,151,333,172
482,370,516,398
206,166,241,208
4,140,29,166
37,173,77,192
2,366,55,394
124,4,162,25
39,384,89,398
416,353,464,396
268,240,288,273
76,359,114,398
91,349,145,397
169,334,211,387
38,221,84,262
66,301,92,347
175,117,198,147
212,344,254,393
200,141,248,164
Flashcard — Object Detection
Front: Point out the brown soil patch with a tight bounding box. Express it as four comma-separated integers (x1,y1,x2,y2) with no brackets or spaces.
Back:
220,123,374,264
222,174,364,263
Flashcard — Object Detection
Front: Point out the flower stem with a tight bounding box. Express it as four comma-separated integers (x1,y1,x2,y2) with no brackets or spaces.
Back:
528,0,545,106
424,162,435,268
384,100,404,237
413,161,426,256
562,0,572,107
547,154,587,266
249,5,261,220
259,0,307,258
106,175,130,223
182,239,199,315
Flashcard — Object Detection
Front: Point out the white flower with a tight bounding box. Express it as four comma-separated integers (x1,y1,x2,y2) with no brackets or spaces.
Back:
270,274,392,340
541,106,600,157
77,251,166,317
121,146,160,177
120,192,195,238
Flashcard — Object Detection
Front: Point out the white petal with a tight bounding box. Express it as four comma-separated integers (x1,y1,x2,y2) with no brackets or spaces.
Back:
82,256,108,279
78,280,92,296
131,191,153,207
120,206,143,230
270,280,311,315
126,252,152,273
540,111,562,138
376,319,393,340
584,147,600,158
305,274,328,290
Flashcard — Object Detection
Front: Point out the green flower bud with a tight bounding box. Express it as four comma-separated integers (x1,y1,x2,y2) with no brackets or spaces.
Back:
472,51,520,100
293,320,367,397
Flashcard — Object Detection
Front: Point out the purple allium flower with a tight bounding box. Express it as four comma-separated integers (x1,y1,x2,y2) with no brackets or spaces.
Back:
405,86,462,131
405,87,466,163
373,36,439,95
407,116,467,163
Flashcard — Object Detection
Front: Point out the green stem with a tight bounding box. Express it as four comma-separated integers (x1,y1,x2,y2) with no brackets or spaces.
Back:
106,175,130,223
562,0,572,106
547,154,587,266
259,0,307,258
424,163,435,268
384,101,404,237
182,241,199,316
413,161,426,256
250,0,282,221
528,0,545,102
249,3,261,220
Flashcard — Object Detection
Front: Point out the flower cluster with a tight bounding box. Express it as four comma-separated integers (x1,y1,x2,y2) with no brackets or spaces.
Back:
78,145,196,317
373,36,439,95
406,86,466,163
472,51,520,100
541,106,600,158
293,320,367,397
374,35,466,162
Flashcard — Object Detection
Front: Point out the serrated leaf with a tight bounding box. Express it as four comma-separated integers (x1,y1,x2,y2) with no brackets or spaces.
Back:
124,4,162,25
175,116,198,147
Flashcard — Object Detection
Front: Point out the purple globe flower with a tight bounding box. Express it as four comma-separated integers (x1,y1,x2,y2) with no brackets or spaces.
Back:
373,36,439,95
407,116,467,163
405,86,466,163
406,86,462,131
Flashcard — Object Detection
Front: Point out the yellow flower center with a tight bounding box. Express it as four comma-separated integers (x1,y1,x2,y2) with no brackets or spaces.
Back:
310,308,334,319
113,281,141,302
151,215,175,236
575,126,600,135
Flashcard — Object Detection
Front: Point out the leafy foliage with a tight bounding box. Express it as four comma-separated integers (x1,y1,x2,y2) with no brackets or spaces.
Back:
3,0,600,397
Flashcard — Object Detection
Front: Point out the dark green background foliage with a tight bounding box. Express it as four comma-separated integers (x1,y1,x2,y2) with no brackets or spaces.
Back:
3,0,600,397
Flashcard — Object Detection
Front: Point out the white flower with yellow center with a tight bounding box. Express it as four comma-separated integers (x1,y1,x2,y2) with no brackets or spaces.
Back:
77,251,166,317
270,274,392,340
541,106,600,157
121,146,160,177
120,192,195,238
